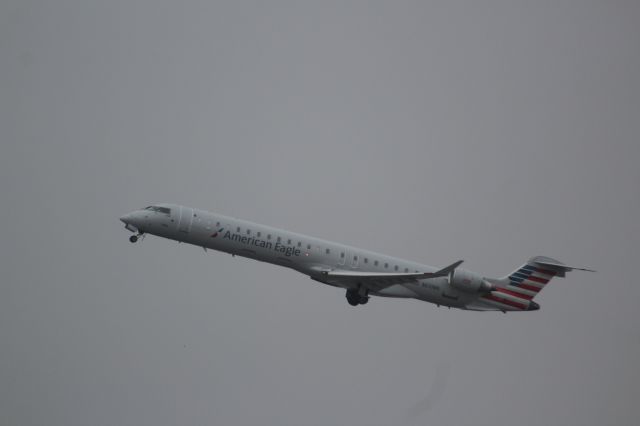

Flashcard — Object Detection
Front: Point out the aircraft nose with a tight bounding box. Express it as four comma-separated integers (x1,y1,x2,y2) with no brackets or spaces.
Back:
120,212,142,233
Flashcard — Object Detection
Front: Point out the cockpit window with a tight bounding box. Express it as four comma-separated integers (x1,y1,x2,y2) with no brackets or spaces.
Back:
144,206,171,215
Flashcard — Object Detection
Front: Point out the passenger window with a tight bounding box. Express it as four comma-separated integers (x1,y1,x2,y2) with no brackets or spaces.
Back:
394,265,399,271
341,252,345,258
384,263,388,268
404,268,409,273
267,234,271,240
354,255,358,261
287,239,291,245
374,260,378,266
297,242,302,247
307,244,311,250
246,229,251,235
326,248,330,254
257,232,261,237
216,222,220,227
236,227,240,232
277,236,281,243
364,258,368,263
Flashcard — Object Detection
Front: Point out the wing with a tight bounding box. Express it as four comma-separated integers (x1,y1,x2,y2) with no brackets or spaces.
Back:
321,260,463,293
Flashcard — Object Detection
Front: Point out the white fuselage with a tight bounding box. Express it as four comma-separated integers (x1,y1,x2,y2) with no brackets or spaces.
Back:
120,203,503,310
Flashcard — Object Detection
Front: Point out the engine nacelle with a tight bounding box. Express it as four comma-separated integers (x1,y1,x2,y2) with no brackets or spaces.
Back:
448,269,494,293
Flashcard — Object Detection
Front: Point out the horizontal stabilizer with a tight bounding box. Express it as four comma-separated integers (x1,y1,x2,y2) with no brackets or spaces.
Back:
531,259,596,273
529,256,596,278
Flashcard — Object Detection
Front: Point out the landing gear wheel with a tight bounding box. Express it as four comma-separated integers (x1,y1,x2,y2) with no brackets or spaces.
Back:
129,235,138,243
346,289,361,306
346,289,369,306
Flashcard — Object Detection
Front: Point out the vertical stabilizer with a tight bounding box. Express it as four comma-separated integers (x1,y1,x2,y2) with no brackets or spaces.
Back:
479,256,594,311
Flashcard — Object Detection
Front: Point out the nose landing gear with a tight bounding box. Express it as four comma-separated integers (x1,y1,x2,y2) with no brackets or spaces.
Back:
129,233,144,243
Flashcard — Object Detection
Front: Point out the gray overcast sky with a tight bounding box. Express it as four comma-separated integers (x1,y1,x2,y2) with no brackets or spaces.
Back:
1,1,639,425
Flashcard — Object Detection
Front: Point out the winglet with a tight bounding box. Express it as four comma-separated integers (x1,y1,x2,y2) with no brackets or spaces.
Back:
425,260,464,278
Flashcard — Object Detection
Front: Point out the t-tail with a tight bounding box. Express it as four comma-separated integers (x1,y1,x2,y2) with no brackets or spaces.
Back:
481,256,595,312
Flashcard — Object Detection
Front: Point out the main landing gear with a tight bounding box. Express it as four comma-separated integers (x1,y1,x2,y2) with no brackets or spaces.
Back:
129,232,144,243
346,287,369,306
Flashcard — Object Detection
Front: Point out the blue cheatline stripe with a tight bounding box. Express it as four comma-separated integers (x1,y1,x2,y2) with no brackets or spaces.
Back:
513,272,530,279
509,276,524,284
521,265,536,272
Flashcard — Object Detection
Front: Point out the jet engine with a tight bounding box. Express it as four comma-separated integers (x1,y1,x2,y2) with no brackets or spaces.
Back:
448,269,495,293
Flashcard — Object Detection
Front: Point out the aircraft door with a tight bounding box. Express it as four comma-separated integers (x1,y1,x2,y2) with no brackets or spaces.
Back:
177,206,193,234
338,249,346,266
350,253,360,269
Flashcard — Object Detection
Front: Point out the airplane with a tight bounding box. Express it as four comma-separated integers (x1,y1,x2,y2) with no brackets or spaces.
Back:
120,203,594,311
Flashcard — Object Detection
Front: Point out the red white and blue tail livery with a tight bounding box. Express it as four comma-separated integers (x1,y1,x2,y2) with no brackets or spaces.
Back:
471,256,595,312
